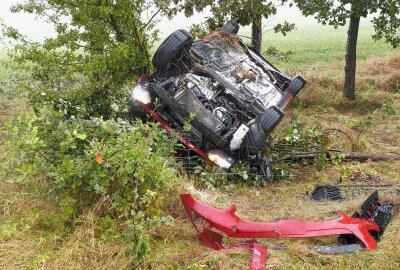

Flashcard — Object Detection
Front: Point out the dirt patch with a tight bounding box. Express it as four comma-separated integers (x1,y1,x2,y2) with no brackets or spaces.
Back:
348,171,381,184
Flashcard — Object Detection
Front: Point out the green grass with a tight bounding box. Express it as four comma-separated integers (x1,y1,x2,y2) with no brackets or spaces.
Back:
259,24,400,68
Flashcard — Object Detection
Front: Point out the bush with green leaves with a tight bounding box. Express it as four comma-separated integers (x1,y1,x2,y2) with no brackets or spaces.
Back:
3,102,179,262
1,0,161,119
4,103,178,215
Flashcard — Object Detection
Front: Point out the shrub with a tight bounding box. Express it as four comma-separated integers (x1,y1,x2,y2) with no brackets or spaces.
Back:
3,103,179,262
2,0,158,119
4,104,178,216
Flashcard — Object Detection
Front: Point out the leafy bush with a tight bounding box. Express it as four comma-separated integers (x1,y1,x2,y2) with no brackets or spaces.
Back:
3,103,179,262
2,0,158,119
271,121,347,178
4,104,178,216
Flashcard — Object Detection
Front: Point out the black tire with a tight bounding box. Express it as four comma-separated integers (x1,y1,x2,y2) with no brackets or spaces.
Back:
152,29,193,73
257,106,284,134
219,21,240,34
286,75,307,97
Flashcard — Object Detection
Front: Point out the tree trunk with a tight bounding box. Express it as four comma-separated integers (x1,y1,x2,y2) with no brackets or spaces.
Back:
252,14,262,52
344,13,360,100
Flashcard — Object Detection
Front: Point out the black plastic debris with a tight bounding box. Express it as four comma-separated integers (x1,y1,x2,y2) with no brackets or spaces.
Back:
312,191,394,254
339,191,394,244
310,185,343,201
310,184,399,201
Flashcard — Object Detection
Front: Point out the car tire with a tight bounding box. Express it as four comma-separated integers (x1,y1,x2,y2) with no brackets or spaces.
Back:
219,21,240,34
286,75,307,97
257,106,284,133
152,29,193,73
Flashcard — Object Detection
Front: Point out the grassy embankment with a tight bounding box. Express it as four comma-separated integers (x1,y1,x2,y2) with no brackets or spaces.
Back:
0,24,399,269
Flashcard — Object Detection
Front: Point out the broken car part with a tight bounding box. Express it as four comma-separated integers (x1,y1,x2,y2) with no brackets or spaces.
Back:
314,191,394,254
181,192,393,267
180,193,391,268
311,184,400,201
129,21,307,180
180,193,381,250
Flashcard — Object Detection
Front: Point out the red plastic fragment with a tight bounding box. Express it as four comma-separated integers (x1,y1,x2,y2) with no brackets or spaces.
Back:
180,193,380,251
200,228,267,270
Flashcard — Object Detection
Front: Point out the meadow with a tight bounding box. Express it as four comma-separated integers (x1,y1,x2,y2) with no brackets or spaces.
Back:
0,22,399,269
262,24,400,68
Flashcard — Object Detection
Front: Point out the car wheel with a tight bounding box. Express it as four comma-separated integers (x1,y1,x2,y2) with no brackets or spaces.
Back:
152,29,193,73
219,21,240,34
257,106,284,133
286,75,307,97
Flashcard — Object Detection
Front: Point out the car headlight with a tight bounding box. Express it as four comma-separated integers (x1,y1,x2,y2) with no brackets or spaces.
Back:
131,83,151,104
207,150,234,169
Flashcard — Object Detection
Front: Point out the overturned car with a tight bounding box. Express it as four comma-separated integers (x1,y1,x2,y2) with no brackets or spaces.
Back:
130,21,306,180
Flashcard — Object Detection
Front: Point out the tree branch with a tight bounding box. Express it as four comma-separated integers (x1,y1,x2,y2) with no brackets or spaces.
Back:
279,149,400,162
141,8,161,31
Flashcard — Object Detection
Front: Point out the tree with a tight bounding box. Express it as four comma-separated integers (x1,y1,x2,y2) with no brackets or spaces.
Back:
175,0,294,52
2,0,162,118
294,0,400,100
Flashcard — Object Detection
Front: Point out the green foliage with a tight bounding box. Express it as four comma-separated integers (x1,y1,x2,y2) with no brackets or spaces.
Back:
4,106,178,217
121,214,174,262
264,46,294,62
380,98,397,119
271,121,341,174
166,0,295,46
0,0,183,262
3,103,179,261
2,0,159,119
177,0,280,26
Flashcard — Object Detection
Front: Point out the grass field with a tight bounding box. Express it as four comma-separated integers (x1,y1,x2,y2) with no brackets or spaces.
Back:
261,24,400,68
1,23,400,269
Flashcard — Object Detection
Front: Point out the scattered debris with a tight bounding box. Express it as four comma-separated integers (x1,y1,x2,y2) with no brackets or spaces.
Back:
339,191,393,243
280,149,400,162
181,191,393,268
311,185,343,201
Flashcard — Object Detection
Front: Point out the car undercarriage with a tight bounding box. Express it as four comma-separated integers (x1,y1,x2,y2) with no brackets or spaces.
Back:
130,21,306,180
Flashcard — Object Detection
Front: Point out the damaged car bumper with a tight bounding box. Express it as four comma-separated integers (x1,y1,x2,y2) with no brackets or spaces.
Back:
180,192,393,269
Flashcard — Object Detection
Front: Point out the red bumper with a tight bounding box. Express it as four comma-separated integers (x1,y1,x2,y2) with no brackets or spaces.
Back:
181,193,380,248
180,194,380,269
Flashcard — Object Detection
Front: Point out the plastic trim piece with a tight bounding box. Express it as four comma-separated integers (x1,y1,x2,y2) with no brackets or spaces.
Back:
181,194,381,269
180,194,380,250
